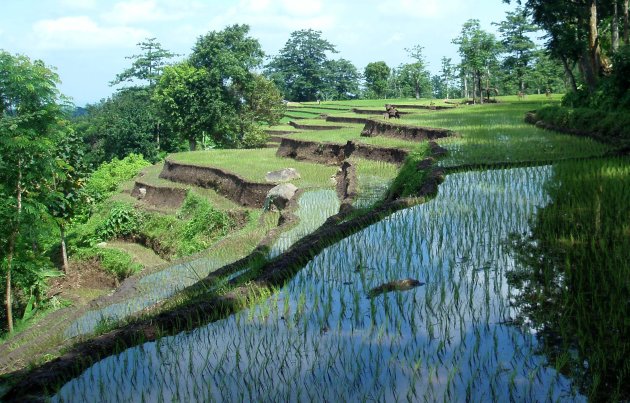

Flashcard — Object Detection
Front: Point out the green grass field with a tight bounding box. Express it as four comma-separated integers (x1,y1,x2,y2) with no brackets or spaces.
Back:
167,148,339,188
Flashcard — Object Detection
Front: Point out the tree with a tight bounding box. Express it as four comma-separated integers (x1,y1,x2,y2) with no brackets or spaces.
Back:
110,38,179,87
46,128,86,273
402,45,431,99
453,20,501,103
75,89,167,164
322,58,360,100
265,29,338,101
155,24,280,150
505,0,611,94
364,61,391,98
439,57,456,99
153,62,211,151
528,50,568,93
494,7,538,93
0,51,65,332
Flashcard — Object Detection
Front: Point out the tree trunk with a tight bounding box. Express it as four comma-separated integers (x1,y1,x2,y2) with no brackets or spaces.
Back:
588,0,602,81
5,163,23,333
5,234,15,333
463,75,468,99
624,0,629,45
579,52,598,93
60,224,68,273
189,138,197,151
477,71,483,104
415,82,420,100
613,0,620,51
561,55,579,92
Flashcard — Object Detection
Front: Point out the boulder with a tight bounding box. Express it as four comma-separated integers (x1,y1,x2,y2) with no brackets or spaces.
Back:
265,183,298,210
265,168,301,183
136,187,147,199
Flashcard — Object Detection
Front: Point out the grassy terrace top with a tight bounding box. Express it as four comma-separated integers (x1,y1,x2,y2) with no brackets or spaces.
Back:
275,96,614,167
166,148,339,188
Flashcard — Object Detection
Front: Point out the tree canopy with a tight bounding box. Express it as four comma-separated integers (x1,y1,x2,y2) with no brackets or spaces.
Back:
265,29,338,101
364,61,391,98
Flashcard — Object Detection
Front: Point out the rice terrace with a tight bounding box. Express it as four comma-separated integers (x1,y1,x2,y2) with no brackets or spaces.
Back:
0,1,628,402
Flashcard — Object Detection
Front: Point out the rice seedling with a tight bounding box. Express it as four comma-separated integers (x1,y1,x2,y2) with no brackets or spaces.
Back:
52,165,589,402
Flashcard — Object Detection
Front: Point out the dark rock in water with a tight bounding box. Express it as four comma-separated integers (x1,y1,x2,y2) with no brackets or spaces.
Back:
367,278,425,298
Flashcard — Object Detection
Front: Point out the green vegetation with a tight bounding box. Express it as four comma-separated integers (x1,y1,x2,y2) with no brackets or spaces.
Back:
75,248,142,280
82,154,151,205
401,96,612,166
167,148,338,188
387,143,431,198
508,157,630,401
535,105,630,147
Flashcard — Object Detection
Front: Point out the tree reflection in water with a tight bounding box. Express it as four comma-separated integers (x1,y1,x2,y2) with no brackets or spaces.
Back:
507,158,630,401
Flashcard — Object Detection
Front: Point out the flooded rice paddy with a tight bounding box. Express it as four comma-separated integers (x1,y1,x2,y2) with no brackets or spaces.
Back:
54,166,585,402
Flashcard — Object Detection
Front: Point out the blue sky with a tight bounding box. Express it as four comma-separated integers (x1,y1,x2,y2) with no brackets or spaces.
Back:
0,0,518,106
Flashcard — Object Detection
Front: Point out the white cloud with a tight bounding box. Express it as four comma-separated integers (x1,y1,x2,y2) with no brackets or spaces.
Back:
281,0,322,16
31,16,151,50
102,0,205,25
59,0,98,10
378,0,462,19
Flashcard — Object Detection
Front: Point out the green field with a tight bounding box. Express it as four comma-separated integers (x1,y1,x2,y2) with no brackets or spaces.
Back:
167,148,339,188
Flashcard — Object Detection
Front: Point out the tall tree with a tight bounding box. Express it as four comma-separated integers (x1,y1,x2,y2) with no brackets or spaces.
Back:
453,20,501,103
439,57,456,99
153,62,212,151
364,61,391,98
322,58,360,100
401,45,431,99
494,7,538,92
0,51,64,332
265,29,338,101
155,25,281,150
505,0,608,93
110,38,179,87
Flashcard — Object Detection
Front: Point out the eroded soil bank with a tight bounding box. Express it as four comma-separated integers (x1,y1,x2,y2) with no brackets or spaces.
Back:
131,181,188,210
276,138,408,165
361,119,455,141
159,160,275,208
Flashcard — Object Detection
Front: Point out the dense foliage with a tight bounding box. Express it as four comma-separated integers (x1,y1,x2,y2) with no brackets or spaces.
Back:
508,158,630,401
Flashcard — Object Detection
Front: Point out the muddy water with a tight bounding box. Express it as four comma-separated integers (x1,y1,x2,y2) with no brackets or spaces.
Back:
54,166,585,402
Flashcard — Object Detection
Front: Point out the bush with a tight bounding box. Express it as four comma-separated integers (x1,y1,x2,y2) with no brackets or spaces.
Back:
83,154,150,205
536,106,630,143
240,124,269,149
95,202,141,241
387,143,431,199
76,248,142,280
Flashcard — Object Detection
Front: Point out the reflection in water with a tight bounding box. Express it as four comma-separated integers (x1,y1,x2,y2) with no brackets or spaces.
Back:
507,157,630,401
54,166,586,402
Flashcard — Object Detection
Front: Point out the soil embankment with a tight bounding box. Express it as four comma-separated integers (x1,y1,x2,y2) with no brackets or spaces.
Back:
276,138,409,165
351,108,409,115
159,160,275,208
392,104,452,110
288,121,344,130
361,119,454,141
131,181,188,210
325,116,369,124
335,161,358,212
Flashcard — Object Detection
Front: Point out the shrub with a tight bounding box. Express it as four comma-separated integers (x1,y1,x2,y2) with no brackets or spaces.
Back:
387,143,431,199
75,247,142,280
95,202,141,241
83,154,150,205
